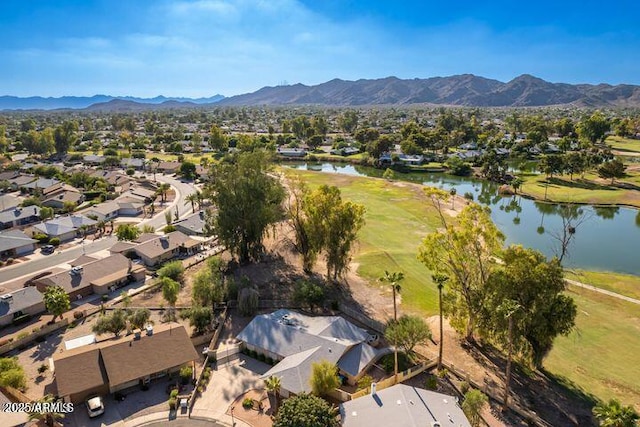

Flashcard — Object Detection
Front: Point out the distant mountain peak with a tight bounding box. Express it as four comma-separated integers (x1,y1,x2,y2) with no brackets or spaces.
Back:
217,74,640,107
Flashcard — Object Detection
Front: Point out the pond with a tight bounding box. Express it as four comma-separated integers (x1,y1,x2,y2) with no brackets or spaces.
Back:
286,162,640,275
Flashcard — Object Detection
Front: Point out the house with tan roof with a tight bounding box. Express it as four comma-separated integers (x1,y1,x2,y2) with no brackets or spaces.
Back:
127,231,202,266
53,323,199,403
34,253,146,300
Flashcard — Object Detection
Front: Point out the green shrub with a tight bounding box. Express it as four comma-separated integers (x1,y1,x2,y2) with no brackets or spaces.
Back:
425,375,437,390
16,331,29,340
33,233,49,243
459,381,470,395
379,353,411,374
49,237,61,246
242,398,254,409
170,389,179,399
292,280,324,309
168,398,177,410
180,365,193,385
356,375,373,392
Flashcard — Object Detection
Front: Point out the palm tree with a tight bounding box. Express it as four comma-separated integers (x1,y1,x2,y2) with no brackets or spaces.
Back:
380,270,404,383
511,177,523,195
159,183,171,203
431,273,449,371
449,188,457,210
498,300,521,411
195,191,204,210
28,394,65,427
185,193,199,213
593,398,640,427
264,375,282,414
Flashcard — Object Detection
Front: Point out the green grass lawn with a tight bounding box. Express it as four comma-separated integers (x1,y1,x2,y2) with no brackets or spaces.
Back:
520,172,640,207
544,285,640,408
288,169,640,409
606,135,640,154
565,269,640,301
284,169,443,315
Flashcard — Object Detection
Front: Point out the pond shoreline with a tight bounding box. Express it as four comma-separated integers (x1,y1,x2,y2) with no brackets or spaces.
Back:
278,156,640,210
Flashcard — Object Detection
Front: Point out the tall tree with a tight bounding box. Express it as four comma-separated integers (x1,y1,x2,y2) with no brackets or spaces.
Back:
578,111,611,144
185,192,199,213
128,308,152,330
161,277,180,320
598,159,626,184
264,375,282,414
54,120,78,156
43,286,70,321
418,191,504,341
384,314,431,356
431,273,449,371
208,151,285,262
209,125,228,151
380,270,404,381
304,185,365,281
481,245,577,369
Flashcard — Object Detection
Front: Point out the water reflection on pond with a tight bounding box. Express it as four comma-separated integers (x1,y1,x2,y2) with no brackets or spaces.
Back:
287,162,640,275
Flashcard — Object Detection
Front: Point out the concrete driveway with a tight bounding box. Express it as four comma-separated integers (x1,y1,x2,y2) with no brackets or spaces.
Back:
191,355,271,426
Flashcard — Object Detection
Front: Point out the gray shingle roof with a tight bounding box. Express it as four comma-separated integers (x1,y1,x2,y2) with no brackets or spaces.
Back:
0,287,43,318
33,215,97,237
340,385,472,427
0,206,40,225
237,310,380,395
0,229,37,252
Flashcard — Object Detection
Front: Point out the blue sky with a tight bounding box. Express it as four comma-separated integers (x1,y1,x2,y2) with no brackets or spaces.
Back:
1,0,639,97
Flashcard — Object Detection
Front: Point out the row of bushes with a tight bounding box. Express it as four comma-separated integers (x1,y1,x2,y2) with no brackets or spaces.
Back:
241,348,277,366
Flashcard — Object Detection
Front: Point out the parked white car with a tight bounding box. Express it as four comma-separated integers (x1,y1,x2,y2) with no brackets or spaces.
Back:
85,395,104,418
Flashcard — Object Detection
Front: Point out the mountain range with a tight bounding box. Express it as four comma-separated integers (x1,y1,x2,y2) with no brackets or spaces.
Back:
218,74,640,107
2,74,640,110
0,94,224,111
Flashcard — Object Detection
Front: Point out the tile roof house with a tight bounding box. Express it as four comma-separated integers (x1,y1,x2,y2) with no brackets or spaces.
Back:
0,287,45,327
34,253,146,300
340,384,472,427
127,231,202,266
236,310,387,397
0,205,41,230
156,161,181,174
53,323,199,403
31,214,97,242
0,229,38,257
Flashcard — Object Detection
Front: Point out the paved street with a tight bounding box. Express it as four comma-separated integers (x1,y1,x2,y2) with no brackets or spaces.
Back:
0,173,199,284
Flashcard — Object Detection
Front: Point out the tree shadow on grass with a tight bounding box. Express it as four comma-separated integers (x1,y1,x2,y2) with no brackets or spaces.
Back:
466,342,597,427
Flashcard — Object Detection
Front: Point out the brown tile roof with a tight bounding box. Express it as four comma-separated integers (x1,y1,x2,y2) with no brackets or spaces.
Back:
134,231,199,260
69,255,98,267
34,253,133,294
108,241,137,254
53,347,108,397
53,324,197,397
99,323,199,386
